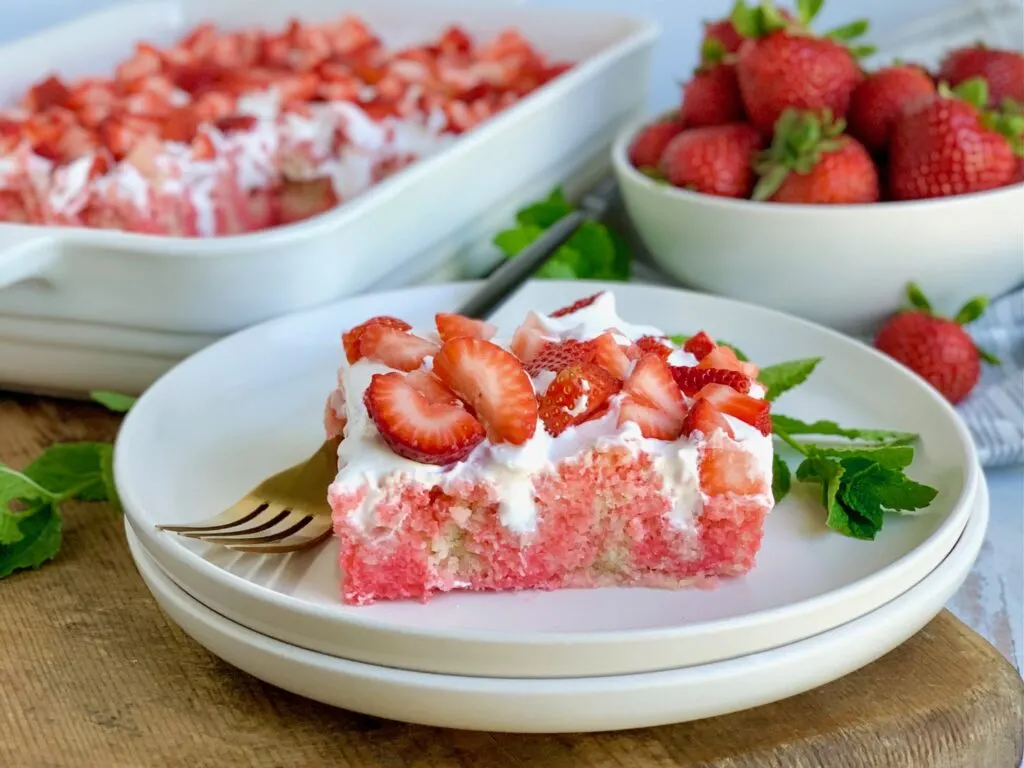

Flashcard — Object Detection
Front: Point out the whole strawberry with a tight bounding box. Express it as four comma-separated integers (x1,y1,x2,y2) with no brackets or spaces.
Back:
752,109,879,203
875,284,999,404
847,65,936,153
629,118,683,170
889,78,1021,200
680,63,745,129
731,1,872,136
659,123,763,198
939,45,1024,107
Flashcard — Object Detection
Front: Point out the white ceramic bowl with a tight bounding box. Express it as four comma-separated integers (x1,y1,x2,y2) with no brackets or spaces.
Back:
612,119,1024,335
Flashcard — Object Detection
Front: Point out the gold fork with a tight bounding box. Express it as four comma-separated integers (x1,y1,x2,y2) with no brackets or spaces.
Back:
156,179,619,553
157,438,339,553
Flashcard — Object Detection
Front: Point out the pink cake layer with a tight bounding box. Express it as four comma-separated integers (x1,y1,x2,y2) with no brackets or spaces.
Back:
329,443,770,606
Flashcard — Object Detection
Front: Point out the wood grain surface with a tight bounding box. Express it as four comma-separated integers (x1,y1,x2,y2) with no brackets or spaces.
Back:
1,394,1022,768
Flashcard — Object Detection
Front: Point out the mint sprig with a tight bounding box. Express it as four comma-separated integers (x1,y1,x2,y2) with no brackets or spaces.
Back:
0,392,133,580
757,357,821,401
494,188,631,281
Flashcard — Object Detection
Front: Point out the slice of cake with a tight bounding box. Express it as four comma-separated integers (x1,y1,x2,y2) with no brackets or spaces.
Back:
325,292,774,605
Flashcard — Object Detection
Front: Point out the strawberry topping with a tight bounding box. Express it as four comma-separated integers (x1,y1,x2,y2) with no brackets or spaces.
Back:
635,336,673,362
682,399,734,439
524,339,596,378
698,346,759,379
671,366,752,396
550,292,602,318
435,313,497,343
358,326,439,372
538,363,621,436
694,383,771,436
364,372,484,465
404,369,461,406
509,313,553,363
617,354,687,440
432,337,538,445
592,331,632,378
683,331,716,361
342,316,411,363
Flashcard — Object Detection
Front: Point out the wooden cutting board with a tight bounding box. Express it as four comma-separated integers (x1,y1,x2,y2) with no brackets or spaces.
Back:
1,394,1021,768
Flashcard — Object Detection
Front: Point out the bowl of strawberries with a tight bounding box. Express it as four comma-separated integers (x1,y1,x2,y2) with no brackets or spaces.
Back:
612,0,1024,334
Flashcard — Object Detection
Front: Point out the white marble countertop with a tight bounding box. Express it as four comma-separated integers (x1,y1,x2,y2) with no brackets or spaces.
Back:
2,0,1021,673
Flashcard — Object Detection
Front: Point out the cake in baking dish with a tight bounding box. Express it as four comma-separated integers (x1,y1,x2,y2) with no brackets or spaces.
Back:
324,291,774,605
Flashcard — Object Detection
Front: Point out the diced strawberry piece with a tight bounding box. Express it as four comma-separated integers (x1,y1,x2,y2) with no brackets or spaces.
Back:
510,313,553,364
404,369,461,406
592,331,631,378
214,114,258,133
273,177,339,225
0,119,20,153
364,372,485,465
438,25,473,56
699,346,759,378
699,434,767,496
617,354,687,440
161,108,199,143
358,326,438,372
635,336,672,362
524,339,596,377
26,76,71,112
116,43,164,85
435,313,497,343
671,365,752,396
694,383,771,436
550,292,603,318
684,331,716,361
682,398,734,439
538,363,621,436
98,114,161,160
432,337,538,445
342,316,411,363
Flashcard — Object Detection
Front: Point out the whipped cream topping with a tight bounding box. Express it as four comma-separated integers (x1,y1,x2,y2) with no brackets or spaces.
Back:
328,292,774,536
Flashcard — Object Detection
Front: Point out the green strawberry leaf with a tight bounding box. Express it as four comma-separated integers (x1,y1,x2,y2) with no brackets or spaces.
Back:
758,357,822,401
824,19,868,41
701,37,728,66
951,77,989,109
977,346,1002,366
759,1,789,32
90,390,137,412
796,0,825,25
730,0,763,38
0,503,62,579
953,295,989,325
905,282,933,312
772,454,792,503
771,414,918,445
849,44,878,59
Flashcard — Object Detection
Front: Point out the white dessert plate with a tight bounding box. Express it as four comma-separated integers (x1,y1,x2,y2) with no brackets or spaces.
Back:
115,281,980,678
126,479,988,733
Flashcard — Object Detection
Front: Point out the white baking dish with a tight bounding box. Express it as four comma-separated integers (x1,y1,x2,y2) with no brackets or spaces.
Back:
0,0,657,336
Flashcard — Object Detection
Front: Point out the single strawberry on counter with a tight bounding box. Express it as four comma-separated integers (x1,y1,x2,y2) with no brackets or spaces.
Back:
731,0,873,136
889,78,1022,200
938,45,1024,107
752,108,879,203
659,123,763,198
847,64,936,154
628,118,684,171
874,283,999,404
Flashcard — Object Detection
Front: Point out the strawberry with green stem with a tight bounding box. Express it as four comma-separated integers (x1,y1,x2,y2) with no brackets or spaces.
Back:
874,283,1000,405
938,45,1024,107
681,14,746,130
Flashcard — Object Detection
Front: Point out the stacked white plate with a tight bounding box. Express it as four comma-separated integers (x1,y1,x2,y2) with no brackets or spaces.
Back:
115,281,989,733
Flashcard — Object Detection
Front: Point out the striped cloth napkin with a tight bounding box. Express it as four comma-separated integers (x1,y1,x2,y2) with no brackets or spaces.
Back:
959,287,1024,468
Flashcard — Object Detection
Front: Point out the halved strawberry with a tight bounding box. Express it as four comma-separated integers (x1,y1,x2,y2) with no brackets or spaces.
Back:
617,354,687,440
681,398,734,439
524,339,596,377
635,336,672,362
342,316,411,363
432,337,538,445
694,383,771,436
364,372,485,465
435,313,497,343
550,292,603,318
671,366,752,396
359,326,439,372
699,346,759,378
405,369,461,406
592,331,631,378
538,363,621,436
510,313,553,363
699,434,768,496
683,331,716,361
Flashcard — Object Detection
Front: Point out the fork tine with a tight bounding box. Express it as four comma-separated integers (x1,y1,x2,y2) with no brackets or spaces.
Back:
226,525,333,554
156,503,270,533
199,515,316,546
179,507,292,539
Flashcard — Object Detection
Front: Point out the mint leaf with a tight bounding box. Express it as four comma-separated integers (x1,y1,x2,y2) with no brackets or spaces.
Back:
0,503,62,579
771,414,918,445
758,357,821,401
22,443,113,502
537,258,579,280
516,188,573,228
809,444,914,470
838,458,938,519
495,224,544,257
90,390,137,412
566,220,617,278
772,454,791,502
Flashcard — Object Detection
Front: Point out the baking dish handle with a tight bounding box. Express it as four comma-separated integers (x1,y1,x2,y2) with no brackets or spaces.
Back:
0,228,60,290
